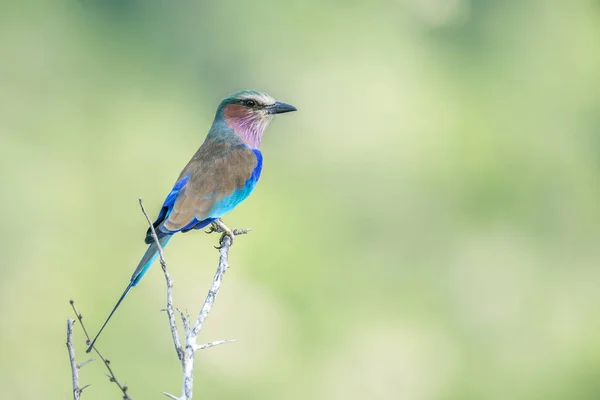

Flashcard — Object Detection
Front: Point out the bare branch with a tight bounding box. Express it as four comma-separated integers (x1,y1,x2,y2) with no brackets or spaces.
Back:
139,200,245,400
177,308,191,333
139,198,184,362
181,228,245,398
194,339,236,352
191,230,249,337
70,301,132,399
67,318,85,400
77,358,96,369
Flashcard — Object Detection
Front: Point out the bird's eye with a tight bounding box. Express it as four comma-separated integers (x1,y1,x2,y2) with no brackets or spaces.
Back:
243,99,257,107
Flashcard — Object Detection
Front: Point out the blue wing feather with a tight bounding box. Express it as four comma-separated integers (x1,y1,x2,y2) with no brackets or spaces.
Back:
163,174,190,208
145,174,190,243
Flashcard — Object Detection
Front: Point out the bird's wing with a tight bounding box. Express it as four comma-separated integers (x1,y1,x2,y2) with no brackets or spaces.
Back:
158,143,262,234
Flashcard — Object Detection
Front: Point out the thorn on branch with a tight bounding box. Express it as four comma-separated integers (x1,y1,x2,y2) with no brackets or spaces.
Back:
80,384,91,392
162,392,180,400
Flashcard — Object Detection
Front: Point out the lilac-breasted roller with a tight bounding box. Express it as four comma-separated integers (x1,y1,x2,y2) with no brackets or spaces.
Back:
87,90,296,352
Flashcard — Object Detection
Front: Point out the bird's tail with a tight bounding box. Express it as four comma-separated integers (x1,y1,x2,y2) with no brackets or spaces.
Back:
130,235,172,286
86,235,172,353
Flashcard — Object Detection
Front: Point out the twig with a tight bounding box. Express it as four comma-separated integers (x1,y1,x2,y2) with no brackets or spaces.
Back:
176,308,191,333
67,318,90,400
138,198,246,400
190,228,249,337
139,198,184,362
193,339,236,352
69,300,132,400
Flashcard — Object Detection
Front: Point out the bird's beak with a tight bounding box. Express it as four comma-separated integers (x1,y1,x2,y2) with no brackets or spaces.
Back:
267,101,297,114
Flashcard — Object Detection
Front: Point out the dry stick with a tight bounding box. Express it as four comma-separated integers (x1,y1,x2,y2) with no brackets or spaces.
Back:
138,198,247,400
138,198,183,362
69,301,132,400
66,318,92,400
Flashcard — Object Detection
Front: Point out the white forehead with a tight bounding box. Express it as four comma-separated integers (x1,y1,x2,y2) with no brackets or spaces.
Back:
238,91,276,106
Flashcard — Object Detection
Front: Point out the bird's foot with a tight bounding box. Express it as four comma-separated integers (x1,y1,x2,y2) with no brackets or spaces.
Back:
205,221,220,235
215,219,235,249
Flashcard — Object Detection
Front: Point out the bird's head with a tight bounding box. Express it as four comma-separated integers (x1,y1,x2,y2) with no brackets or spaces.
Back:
215,90,296,149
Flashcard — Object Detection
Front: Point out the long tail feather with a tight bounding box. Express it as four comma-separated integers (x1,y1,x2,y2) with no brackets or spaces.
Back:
131,235,172,286
86,235,172,353
85,282,133,353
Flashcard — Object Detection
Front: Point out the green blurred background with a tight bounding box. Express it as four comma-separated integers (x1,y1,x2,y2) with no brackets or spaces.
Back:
1,1,600,399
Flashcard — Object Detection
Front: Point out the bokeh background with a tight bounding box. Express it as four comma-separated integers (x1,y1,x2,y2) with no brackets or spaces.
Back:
1,1,600,399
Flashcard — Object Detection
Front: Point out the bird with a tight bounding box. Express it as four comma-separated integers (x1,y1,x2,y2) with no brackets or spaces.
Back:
86,90,296,353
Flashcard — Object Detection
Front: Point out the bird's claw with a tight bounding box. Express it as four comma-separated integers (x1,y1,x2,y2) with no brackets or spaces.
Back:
212,219,235,249
205,222,219,235
215,233,234,249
